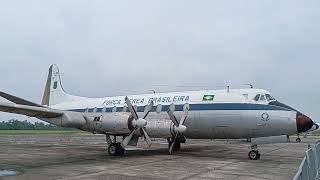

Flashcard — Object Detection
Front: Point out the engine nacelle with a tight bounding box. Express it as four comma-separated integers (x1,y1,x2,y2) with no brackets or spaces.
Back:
98,113,132,134
145,119,174,138
83,112,175,138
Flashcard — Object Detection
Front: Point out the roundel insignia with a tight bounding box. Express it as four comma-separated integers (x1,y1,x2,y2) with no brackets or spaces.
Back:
261,113,270,122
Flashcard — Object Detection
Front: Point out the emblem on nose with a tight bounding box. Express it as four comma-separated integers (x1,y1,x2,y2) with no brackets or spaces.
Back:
261,113,270,122
296,113,314,133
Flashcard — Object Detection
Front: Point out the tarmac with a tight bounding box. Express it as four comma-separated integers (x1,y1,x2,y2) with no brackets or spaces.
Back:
0,134,317,180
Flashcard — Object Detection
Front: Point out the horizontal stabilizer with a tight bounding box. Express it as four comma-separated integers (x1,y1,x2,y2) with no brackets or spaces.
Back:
0,91,42,107
0,102,62,118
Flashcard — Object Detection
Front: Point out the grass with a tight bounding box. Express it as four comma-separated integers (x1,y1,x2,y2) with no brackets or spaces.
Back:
0,130,89,135
311,131,320,136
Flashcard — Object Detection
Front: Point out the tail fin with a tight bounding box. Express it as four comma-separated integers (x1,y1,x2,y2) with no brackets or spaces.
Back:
41,64,73,107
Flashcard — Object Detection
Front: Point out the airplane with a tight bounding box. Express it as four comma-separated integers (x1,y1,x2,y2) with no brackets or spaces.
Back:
0,64,315,160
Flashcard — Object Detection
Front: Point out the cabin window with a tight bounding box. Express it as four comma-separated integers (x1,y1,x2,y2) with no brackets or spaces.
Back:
183,103,190,112
122,106,128,112
112,106,117,112
254,94,260,101
156,104,162,113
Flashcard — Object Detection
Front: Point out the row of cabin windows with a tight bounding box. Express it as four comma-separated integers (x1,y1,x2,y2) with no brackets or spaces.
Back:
84,103,190,113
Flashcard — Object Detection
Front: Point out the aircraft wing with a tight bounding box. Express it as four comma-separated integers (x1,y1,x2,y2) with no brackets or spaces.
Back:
0,91,43,107
0,102,63,118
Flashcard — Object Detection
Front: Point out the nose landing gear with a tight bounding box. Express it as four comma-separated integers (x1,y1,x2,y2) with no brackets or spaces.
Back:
248,150,261,160
296,137,301,143
248,145,261,160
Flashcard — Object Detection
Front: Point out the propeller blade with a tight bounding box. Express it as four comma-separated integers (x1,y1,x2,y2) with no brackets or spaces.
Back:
167,108,179,126
169,134,179,154
122,129,136,147
125,96,138,120
179,114,188,126
142,101,154,119
180,105,189,126
141,128,152,147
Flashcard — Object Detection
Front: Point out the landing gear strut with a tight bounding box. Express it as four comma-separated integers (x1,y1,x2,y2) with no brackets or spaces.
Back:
248,145,261,160
106,134,125,156
167,137,181,152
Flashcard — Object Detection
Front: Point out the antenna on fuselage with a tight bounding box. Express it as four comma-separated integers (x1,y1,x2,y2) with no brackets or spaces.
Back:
244,84,253,89
149,90,156,94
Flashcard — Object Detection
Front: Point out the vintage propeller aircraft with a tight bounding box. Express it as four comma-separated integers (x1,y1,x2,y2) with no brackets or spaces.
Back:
0,64,316,160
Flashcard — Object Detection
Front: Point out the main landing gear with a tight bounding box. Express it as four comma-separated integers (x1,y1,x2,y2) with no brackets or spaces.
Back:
167,137,181,152
108,143,125,156
167,136,186,153
248,145,261,160
106,134,125,156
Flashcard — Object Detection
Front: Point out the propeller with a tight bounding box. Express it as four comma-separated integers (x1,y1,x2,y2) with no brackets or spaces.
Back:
167,104,189,154
122,96,153,147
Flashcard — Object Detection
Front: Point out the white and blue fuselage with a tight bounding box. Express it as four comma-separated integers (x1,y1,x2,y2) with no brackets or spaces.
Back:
49,88,311,139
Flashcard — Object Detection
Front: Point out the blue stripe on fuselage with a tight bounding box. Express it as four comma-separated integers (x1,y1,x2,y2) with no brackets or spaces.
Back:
68,103,293,113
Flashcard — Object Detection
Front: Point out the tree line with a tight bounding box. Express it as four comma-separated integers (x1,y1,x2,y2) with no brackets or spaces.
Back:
0,119,72,130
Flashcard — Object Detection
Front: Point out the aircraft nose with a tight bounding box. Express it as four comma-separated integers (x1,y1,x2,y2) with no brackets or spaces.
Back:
296,113,314,133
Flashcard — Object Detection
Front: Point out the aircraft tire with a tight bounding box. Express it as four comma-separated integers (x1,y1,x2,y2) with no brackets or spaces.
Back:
248,150,260,160
108,144,117,156
115,143,125,156
108,143,125,156
296,138,301,143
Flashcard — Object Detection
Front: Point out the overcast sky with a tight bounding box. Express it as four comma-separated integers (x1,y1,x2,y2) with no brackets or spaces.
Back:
0,1,319,122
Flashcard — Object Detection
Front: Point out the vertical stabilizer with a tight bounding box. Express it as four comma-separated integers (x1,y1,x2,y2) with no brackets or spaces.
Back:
41,64,71,107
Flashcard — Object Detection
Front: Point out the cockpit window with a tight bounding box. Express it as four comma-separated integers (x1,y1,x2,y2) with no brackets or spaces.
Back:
254,94,260,101
260,95,266,101
266,94,275,101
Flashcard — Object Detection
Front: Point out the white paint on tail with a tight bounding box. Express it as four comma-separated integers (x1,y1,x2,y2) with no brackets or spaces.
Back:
42,64,85,107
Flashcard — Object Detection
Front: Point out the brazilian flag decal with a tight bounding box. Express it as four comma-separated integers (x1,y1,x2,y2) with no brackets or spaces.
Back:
203,95,215,101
